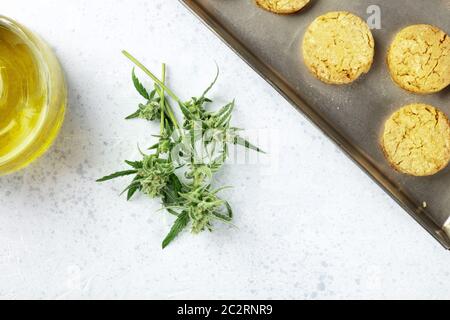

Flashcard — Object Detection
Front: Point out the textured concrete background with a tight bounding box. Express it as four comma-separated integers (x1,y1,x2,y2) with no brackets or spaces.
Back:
0,0,449,299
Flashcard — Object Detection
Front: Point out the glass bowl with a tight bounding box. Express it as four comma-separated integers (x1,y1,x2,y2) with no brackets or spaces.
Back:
0,16,66,176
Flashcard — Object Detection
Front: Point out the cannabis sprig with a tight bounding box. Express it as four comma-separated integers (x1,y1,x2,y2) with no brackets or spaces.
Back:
97,51,263,248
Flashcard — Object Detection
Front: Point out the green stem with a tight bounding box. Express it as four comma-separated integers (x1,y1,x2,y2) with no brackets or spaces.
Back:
165,101,182,133
156,86,179,131
165,101,180,130
160,63,166,135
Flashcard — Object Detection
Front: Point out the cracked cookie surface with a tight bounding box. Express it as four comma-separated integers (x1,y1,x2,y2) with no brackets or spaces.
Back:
302,11,375,85
255,0,310,14
382,104,450,176
387,24,450,94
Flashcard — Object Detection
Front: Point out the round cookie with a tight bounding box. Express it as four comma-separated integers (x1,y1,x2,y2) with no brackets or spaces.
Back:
302,11,375,85
387,24,450,94
255,0,310,14
382,104,450,177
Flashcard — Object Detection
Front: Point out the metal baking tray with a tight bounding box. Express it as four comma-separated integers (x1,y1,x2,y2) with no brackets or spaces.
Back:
180,0,450,249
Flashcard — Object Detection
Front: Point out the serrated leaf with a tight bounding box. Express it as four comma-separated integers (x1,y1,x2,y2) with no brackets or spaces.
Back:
127,185,140,201
148,89,156,100
127,176,142,201
125,160,143,169
120,180,141,196
215,100,234,118
212,200,233,222
213,212,232,222
166,208,180,217
224,201,233,219
132,68,150,100
96,170,138,182
147,143,159,151
179,102,194,120
162,174,183,206
215,101,235,128
125,110,141,120
162,211,189,249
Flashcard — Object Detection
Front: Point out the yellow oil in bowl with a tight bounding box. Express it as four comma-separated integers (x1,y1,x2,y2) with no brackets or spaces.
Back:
0,16,66,176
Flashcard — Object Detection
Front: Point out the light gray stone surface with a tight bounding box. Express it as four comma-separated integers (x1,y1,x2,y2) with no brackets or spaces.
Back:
0,0,449,299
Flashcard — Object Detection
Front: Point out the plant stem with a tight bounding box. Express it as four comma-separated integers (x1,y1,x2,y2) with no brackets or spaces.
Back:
123,51,181,130
160,64,166,135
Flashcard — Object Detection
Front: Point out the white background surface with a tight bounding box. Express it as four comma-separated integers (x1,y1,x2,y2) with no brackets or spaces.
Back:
1,0,450,300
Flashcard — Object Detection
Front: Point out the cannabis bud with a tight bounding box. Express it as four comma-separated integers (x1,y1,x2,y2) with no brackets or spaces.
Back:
191,206,212,234
180,187,225,234
139,101,161,121
138,155,174,198
158,139,172,154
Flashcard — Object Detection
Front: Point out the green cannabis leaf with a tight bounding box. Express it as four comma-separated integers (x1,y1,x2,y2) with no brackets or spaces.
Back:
97,51,264,249
132,68,152,100
162,211,189,249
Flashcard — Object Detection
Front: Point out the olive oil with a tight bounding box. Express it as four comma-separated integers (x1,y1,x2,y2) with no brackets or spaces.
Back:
0,25,47,158
0,17,66,175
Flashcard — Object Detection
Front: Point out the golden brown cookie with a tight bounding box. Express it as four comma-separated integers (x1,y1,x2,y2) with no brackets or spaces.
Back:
387,24,450,94
382,104,450,176
302,11,375,85
255,0,310,14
